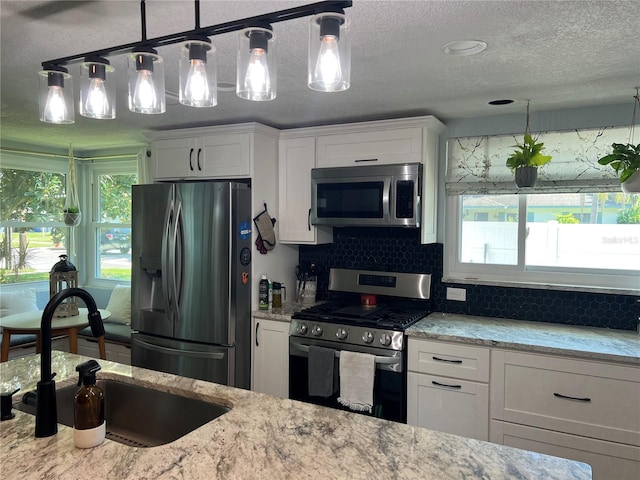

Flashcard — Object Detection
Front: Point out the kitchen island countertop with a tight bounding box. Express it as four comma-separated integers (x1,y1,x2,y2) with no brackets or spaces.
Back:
407,312,640,364
0,352,591,480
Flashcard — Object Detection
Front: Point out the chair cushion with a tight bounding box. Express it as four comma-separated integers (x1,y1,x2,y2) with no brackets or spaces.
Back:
0,289,38,317
79,323,131,345
105,284,131,325
2,333,37,347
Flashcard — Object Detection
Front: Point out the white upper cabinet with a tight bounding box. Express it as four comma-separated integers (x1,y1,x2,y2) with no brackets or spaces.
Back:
316,127,424,167
278,135,332,244
148,124,277,181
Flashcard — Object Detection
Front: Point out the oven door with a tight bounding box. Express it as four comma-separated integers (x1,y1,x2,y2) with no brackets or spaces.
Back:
289,336,407,423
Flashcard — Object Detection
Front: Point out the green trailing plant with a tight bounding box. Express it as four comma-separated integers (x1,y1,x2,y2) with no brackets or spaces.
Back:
597,142,640,184
506,132,552,171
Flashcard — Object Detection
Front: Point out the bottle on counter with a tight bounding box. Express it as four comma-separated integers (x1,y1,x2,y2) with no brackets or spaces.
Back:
73,359,105,448
259,274,269,310
268,278,273,309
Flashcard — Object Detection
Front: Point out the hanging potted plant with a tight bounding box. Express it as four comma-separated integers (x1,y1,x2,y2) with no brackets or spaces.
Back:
597,89,640,194
64,144,82,226
63,206,81,226
506,101,552,188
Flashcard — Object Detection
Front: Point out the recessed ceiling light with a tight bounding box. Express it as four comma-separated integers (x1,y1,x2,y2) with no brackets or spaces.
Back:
488,99,514,106
441,40,487,56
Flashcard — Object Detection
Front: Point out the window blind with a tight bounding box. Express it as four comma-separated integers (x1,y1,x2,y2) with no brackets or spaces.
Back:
445,126,633,195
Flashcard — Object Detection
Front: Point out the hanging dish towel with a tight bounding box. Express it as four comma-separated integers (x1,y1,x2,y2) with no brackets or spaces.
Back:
308,345,337,398
253,204,276,253
337,351,375,413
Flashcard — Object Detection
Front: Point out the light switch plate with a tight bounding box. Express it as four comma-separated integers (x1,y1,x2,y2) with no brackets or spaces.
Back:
446,287,466,302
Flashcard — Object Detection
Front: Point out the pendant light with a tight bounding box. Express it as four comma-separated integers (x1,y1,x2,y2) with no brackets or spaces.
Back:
127,48,166,114
36,1,353,121
179,1,216,108
79,57,115,119
308,11,351,92
38,66,74,124
237,26,276,101
180,39,217,107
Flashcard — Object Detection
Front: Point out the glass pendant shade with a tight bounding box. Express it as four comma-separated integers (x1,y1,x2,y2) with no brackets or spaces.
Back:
127,49,165,114
308,12,350,92
179,39,217,107
79,59,116,119
237,27,276,101
38,68,75,124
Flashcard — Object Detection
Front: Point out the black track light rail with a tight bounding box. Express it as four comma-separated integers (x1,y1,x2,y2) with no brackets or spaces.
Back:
42,0,352,70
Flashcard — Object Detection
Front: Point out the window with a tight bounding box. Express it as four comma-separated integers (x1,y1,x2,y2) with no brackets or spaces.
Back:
445,127,640,292
0,166,68,284
92,165,137,282
450,193,639,288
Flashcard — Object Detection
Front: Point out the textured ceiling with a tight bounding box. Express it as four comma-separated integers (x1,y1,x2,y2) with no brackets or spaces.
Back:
1,0,638,156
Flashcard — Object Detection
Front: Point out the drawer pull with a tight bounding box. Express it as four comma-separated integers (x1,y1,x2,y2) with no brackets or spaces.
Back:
432,381,462,389
354,158,378,163
553,392,591,402
433,356,462,364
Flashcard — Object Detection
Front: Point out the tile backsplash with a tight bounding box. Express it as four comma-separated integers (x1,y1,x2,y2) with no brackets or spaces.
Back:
299,227,638,331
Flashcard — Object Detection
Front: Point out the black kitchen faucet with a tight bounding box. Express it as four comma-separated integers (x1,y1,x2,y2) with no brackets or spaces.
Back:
35,288,105,437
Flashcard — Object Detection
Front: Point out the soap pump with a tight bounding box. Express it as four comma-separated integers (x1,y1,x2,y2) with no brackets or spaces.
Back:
73,360,105,448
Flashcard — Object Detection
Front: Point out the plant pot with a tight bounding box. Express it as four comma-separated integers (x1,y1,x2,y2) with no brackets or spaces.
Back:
64,212,81,226
621,170,640,194
514,166,538,188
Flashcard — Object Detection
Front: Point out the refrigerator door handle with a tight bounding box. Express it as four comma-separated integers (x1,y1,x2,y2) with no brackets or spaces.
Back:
162,195,175,320
134,337,226,360
173,198,185,317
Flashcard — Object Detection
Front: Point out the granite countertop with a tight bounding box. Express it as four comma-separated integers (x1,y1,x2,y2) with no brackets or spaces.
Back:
407,312,640,364
0,352,591,480
252,301,320,322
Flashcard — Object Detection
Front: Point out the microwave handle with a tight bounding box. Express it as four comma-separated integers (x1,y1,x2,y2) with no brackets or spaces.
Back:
354,158,378,163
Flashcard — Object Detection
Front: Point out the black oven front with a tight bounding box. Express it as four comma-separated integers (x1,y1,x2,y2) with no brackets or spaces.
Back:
289,335,407,423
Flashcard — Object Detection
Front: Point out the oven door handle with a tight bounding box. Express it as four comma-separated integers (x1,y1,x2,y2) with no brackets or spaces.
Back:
292,343,400,366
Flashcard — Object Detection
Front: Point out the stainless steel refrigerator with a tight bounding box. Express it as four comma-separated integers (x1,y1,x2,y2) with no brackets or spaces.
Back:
131,181,252,389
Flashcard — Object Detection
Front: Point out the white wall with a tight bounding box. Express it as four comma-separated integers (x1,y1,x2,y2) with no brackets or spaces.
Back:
251,129,299,310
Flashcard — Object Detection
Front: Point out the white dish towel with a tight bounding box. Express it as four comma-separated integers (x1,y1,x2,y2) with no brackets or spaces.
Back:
337,351,375,413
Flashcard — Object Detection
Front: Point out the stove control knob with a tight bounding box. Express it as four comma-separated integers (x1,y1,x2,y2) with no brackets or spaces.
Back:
311,325,323,337
296,323,308,335
362,331,374,344
336,328,348,340
380,333,392,347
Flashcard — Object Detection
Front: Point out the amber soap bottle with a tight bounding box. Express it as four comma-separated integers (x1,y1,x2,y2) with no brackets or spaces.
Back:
73,360,105,448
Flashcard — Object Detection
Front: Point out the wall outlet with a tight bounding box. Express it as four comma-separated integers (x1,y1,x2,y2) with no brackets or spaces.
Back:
446,287,467,302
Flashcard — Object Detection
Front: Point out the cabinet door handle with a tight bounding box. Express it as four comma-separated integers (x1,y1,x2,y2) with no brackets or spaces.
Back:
308,208,311,231
354,158,378,163
432,381,462,389
189,148,194,171
553,392,591,402
433,356,463,364
255,322,259,347
197,148,202,171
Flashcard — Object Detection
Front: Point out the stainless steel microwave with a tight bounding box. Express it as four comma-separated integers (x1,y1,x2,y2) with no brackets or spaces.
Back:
311,163,422,227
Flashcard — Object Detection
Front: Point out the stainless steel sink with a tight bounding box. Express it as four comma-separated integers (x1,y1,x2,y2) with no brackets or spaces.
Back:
16,379,230,447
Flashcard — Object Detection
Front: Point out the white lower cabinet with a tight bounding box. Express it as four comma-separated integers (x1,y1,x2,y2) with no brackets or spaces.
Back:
251,317,289,398
407,338,490,440
491,421,640,480
491,349,640,480
408,372,489,440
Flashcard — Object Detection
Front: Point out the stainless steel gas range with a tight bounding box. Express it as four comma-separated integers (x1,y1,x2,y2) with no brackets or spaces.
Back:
289,268,432,423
